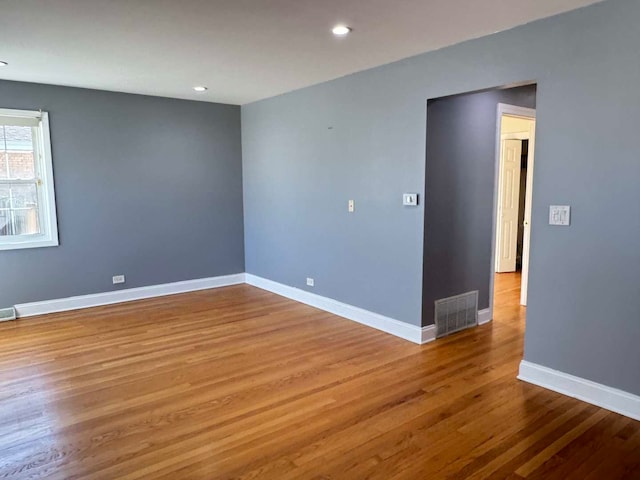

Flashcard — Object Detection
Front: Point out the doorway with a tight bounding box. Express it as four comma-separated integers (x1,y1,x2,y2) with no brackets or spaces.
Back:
490,104,536,316
422,84,536,328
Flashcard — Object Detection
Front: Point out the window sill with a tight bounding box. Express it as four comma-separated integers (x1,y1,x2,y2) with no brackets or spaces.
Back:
0,237,59,251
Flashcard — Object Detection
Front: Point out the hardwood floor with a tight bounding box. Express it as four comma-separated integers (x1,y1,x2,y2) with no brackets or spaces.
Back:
0,275,639,479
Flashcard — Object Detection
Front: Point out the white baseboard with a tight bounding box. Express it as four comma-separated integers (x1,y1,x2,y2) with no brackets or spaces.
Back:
13,272,433,345
421,324,437,344
246,274,434,345
15,273,246,318
478,308,492,325
518,360,640,421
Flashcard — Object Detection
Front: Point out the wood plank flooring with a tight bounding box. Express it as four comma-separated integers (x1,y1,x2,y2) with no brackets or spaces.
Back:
0,273,639,479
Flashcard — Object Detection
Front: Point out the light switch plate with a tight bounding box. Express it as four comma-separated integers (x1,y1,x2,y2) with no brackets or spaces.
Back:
403,193,419,206
348,200,355,213
549,205,571,226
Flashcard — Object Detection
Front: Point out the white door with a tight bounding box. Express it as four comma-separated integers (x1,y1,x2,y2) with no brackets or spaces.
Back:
495,139,522,273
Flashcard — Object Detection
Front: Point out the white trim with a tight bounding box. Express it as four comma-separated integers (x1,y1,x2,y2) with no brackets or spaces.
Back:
489,103,536,317
478,308,492,325
15,273,246,317
496,104,536,119
518,360,640,421
13,272,433,345
0,108,43,119
501,131,530,141
246,274,433,345
39,112,59,248
0,110,59,251
421,324,437,344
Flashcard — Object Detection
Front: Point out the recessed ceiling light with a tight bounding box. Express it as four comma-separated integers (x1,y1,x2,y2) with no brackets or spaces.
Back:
193,86,208,92
332,25,352,36
0,61,8,67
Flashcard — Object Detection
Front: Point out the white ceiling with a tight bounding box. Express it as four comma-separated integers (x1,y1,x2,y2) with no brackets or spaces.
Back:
0,0,603,105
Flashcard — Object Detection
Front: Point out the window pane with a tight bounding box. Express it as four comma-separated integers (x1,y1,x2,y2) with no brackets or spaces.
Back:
0,183,40,236
0,125,35,180
10,183,38,208
6,152,36,180
0,153,6,180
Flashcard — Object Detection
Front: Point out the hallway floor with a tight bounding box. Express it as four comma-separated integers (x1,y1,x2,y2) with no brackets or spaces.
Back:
494,271,524,320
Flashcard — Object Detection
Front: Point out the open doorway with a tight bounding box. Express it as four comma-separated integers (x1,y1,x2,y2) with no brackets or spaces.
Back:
490,104,536,317
423,83,536,331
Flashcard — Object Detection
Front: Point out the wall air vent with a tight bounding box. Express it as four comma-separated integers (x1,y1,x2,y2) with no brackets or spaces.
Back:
434,291,478,338
0,307,17,322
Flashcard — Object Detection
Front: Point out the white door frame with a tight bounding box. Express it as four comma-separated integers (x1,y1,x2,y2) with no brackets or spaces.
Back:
488,103,536,320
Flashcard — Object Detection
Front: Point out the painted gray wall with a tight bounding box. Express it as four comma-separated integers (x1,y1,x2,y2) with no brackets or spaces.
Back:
243,0,640,394
422,85,536,325
0,81,244,307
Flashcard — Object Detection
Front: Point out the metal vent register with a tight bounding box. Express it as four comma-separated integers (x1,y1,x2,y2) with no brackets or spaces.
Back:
434,291,478,338
0,308,16,322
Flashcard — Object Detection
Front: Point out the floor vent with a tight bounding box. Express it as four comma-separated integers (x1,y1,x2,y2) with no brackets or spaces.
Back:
0,307,17,322
435,291,478,338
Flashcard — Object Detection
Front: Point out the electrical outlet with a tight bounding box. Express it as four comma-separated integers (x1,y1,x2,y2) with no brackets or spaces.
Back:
112,275,126,285
306,277,315,287
348,200,355,213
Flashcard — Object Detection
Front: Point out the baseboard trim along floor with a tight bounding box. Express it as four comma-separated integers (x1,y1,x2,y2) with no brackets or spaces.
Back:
245,274,435,345
14,273,494,344
518,360,640,421
15,273,247,317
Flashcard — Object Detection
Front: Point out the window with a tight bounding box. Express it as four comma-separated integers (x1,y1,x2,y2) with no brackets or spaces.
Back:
0,108,58,250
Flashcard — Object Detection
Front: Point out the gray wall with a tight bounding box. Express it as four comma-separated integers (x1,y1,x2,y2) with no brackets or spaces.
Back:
423,85,536,325
243,0,640,395
0,81,244,306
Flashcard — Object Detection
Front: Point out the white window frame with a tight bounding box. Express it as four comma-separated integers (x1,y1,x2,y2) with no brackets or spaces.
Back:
0,108,59,251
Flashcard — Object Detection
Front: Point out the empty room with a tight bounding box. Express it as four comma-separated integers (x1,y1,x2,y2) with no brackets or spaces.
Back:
1,0,639,478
